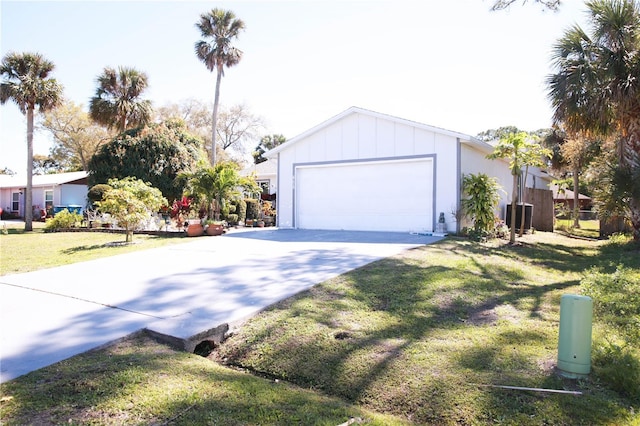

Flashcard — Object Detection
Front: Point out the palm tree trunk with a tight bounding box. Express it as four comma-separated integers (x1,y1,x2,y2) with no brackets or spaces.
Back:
572,167,580,229
625,120,640,241
25,107,34,232
510,173,517,244
519,165,529,237
630,196,640,242
211,65,223,166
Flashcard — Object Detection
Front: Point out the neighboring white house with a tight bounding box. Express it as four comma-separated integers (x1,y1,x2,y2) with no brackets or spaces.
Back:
240,160,277,198
0,171,89,219
266,106,552,233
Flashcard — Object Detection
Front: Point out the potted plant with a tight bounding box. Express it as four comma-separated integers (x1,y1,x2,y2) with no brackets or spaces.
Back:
185,209,204,237
205,219,225,236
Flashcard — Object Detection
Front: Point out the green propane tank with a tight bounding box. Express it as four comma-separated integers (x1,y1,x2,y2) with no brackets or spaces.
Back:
557,294,593,378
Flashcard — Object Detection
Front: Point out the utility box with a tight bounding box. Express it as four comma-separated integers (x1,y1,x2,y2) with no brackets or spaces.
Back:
506,203,533,230
557,294,593,378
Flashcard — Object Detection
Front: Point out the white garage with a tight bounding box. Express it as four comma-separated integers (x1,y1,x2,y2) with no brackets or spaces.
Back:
295,157,433,232
267,106,524,234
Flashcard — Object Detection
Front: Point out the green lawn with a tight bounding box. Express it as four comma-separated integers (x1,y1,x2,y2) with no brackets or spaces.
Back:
0,221,189,275
555,219,600,239
1,229,638,425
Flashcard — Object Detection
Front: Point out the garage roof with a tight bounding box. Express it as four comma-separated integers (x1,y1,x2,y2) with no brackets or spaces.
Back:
266,106,493,157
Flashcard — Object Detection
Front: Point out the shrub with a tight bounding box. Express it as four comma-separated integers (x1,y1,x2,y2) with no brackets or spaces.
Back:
88,184,112,206
592,341,640,401
581,266,640,343
227,214,239,225
237,199,247,222
494,219,509,239
44,209,83,230
461,173,502,238
245,198,260,220
582,266,640,401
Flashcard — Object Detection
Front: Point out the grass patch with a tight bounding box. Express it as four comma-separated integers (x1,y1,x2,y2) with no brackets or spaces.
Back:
0,332,406,425
0,222,189,275
555,219,600,239
1,230,638,424
216,233,639,425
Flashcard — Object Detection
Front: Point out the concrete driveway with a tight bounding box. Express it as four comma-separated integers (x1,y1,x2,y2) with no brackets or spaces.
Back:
0,228,442,383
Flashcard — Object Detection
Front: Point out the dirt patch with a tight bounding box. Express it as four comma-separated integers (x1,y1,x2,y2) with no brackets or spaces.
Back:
467,308,499,326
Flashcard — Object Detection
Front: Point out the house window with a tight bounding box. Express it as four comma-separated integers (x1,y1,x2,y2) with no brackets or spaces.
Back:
257,180,270,195
45,190,54,209
12,192,20,211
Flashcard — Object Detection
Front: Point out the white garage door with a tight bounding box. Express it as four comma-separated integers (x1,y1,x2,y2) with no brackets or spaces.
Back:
295,158,433,232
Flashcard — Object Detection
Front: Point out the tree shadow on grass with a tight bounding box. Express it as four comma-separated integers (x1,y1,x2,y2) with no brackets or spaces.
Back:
217,237,636,424
2,333,406,426
61,243,134,254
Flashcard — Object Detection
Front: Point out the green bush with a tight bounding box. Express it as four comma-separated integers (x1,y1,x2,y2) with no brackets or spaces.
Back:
461,173,502,238
44,209,83,231
245,198,260,220
581,266,640,343
592,341,640,401
237,199,247,222
87,184,112,206
582,266,640,401
226,214,239,225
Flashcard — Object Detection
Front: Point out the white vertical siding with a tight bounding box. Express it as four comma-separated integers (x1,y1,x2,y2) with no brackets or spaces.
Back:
274,108,511,232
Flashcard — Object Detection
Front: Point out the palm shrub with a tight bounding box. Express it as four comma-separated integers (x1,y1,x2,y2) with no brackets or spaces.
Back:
461,173,502,240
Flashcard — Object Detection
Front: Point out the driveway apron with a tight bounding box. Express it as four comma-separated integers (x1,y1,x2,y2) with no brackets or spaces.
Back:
0,229,442,382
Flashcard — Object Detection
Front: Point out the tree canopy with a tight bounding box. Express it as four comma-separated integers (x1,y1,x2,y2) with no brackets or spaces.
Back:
89,66,153,133
546,0,640,240
88,120,205,202
253,134,286,164
97,177,167,242
491,0,561,10
41,99,112,171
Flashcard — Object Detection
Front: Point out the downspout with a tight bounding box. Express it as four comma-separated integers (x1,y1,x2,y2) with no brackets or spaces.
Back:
275,153,280,228
456,138,462,234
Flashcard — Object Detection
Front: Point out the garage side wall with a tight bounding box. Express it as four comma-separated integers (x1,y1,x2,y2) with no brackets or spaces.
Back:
276,112,460,231
460,144,514,227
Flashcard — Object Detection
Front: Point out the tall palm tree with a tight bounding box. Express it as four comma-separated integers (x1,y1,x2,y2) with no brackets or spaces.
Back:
89,66,152,133
546,0,640,240
487,132,544,244
195,8,245,165
0,52,63,231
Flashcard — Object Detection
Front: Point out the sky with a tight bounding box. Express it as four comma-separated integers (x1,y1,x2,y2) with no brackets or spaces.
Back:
1,0,589,175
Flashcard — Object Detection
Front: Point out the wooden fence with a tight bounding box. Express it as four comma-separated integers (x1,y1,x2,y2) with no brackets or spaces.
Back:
524,188,554,232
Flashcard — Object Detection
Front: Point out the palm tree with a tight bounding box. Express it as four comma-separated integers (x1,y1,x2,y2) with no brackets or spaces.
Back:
181,162,242,221
89,66,152,133
0,52,63,231
194,8,245,165
487,132,550,243
546,0,640,240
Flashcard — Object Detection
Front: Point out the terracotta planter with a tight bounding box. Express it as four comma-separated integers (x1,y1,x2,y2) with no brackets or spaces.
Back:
206,224,224,236
186,223,204,237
